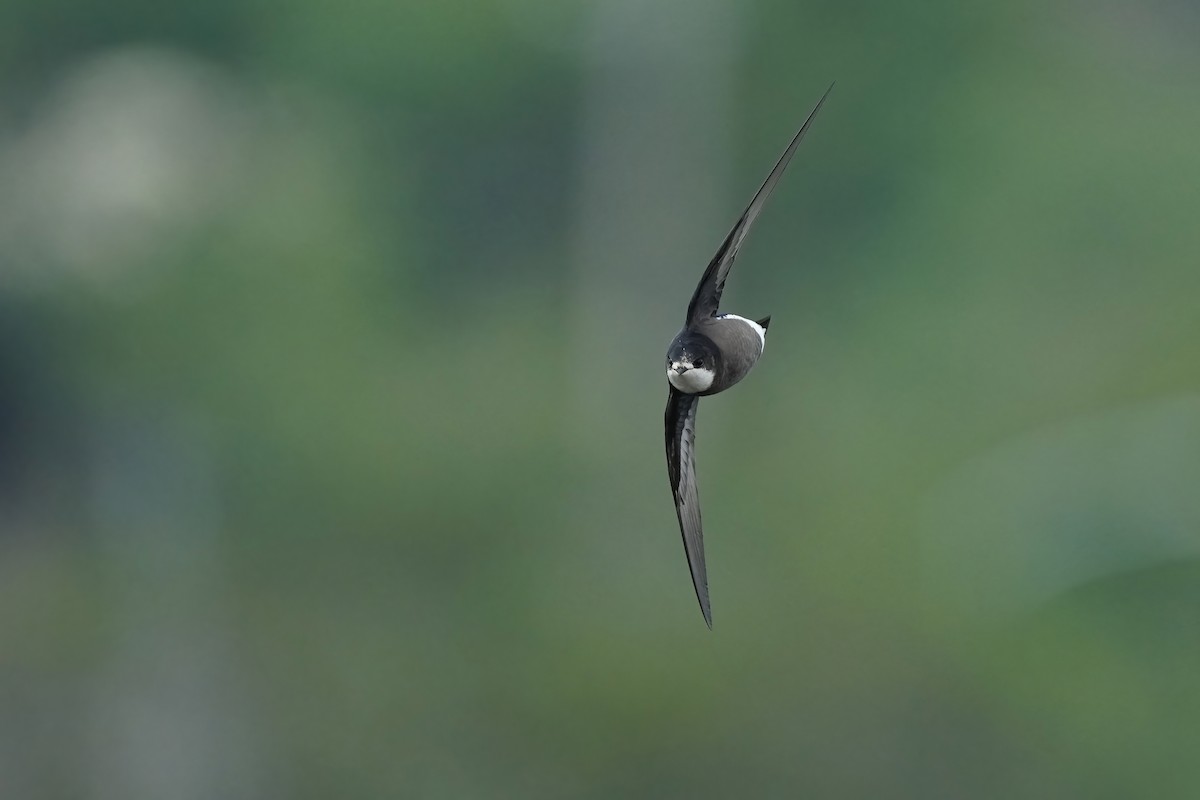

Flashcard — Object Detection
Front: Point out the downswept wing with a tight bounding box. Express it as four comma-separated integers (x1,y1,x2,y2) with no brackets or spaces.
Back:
665,387,711,627
685,83,833,325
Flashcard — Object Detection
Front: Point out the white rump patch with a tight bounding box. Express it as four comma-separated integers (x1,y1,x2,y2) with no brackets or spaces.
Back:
718,313,767,351
667,364,715,394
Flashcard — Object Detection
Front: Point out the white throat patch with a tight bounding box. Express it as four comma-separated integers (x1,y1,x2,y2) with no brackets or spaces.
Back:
667,364,715,394
718,313,767,352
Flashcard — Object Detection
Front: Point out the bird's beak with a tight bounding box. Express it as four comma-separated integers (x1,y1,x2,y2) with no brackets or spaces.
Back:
673,364,688,374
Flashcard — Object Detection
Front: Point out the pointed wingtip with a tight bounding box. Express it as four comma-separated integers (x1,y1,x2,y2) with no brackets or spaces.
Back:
812,82,835,116
692,566,712,629
694,582,713,629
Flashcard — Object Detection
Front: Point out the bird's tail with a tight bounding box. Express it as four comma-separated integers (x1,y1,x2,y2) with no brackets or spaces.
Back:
756,315,771,330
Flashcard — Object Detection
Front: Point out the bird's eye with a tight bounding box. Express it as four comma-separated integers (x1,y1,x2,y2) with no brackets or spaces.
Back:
694,358,704,368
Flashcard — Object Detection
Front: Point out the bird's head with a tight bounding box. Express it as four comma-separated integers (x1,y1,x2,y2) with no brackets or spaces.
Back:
666,332,718,394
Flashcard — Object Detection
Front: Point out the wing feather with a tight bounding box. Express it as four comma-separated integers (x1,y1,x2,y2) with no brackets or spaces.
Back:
665,387,711,627
685,83,833,324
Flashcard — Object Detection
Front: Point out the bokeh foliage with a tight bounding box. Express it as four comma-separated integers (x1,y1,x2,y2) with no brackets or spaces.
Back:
2,0,1200,797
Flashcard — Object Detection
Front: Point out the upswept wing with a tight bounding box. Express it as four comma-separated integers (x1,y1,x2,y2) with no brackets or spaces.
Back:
685,83,833,325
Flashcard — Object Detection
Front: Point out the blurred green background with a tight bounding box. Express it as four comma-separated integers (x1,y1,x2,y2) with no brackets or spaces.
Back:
3,0,1200,797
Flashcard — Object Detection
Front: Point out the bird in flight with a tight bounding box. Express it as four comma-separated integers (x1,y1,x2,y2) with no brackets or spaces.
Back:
664,85,832,627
